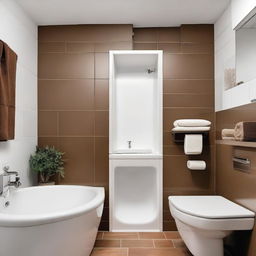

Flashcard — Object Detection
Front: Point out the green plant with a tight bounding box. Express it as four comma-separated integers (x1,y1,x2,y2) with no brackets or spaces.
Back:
29,146,65,183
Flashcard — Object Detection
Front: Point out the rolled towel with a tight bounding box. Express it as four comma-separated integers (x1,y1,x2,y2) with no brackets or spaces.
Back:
187,160,206,170
221,129,235,138
174,119,211,127
234,122,256,141
222,136,235,140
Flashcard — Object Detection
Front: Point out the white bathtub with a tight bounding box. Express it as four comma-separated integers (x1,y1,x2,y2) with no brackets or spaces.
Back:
0,185,104,256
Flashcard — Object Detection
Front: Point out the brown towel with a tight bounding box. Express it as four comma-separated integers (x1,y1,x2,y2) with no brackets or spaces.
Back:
221,129,235,139
234,122,256,141
0,40,17,141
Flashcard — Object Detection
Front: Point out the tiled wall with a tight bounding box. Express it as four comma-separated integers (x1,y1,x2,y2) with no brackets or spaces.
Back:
216,102,256,256
133,26,215,230
0,0,37,187
38,24,215,230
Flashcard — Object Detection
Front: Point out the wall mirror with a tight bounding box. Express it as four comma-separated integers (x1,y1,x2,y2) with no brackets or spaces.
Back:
234,11,256,89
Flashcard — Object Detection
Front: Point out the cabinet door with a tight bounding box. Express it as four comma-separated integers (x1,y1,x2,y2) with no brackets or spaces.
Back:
232,0,256,29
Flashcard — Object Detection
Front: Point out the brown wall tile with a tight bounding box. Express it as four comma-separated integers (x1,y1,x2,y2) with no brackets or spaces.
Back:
95,53,109,79
39,53,94,79
66,43,94,53
59,137,94,184
95,80,109,110
95,137,109,184
133,43,158,50
38,137,59,148
181,25,214,43
39,25,133,42
39,42,66,53
133,28,158,42
38,111,58,136
164,94,213,108
95,111,109,136
163,79,214,94
163,53,214,79
181,43,214,54
38,79,94,110
59,111,94,136
157,28,180,42
94,42,132,52
157,43,180,53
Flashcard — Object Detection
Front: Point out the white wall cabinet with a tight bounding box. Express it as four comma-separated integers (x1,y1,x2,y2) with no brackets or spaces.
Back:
232,0,256,29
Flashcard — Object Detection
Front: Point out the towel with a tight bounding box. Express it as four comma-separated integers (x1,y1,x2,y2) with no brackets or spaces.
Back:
222,136,235,140
221,129,235,139
234,122,256,141
0,40,17,140
172,126,210,132
174,119,211,127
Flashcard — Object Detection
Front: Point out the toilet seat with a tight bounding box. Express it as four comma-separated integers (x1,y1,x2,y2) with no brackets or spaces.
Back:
169,196,255,231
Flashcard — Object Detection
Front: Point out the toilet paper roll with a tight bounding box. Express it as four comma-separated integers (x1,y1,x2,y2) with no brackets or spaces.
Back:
187,160,206,170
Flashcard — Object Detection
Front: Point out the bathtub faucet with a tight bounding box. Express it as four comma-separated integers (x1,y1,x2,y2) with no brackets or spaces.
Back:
0,166,21,197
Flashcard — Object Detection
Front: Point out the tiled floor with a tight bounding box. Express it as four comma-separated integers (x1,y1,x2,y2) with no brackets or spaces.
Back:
91,232,192,256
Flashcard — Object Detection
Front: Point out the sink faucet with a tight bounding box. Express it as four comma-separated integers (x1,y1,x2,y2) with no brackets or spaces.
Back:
0,166,21,197
128,140,132,149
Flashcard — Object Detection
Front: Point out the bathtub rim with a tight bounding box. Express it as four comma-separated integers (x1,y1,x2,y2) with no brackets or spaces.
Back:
0,185,104,227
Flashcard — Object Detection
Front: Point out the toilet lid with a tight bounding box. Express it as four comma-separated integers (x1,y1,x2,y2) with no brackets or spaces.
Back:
169,196,255,219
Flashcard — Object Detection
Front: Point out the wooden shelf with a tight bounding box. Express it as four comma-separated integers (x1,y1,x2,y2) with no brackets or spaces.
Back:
216,140,256,148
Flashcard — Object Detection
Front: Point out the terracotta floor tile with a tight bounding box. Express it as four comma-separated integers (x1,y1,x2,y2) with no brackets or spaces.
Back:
139,232,166,239
95,240,121,248
128,248,191,256
164,231,181,239
154,239,174,248
96,232,104,240
104,232,139,240
91,248,127,256
121,239,154,248
173,239,186,248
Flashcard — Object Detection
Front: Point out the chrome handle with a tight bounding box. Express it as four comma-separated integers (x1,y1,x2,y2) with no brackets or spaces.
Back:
233,157,250,165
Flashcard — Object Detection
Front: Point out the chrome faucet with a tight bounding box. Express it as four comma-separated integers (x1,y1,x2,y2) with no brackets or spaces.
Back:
0,166,21,197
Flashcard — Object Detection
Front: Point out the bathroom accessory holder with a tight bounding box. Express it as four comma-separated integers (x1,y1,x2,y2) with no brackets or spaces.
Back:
233,157,251,172
172,130,209,143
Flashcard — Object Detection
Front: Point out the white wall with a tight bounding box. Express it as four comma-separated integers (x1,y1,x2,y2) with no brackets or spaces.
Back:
215,0,256,111
0,0,37,186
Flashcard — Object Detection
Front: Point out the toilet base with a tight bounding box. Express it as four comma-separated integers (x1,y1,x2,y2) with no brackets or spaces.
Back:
175,219,231,256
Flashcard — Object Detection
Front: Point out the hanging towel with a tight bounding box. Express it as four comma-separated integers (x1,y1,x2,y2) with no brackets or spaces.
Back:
173,119,211,127
0,40,17,141
234,122,256,141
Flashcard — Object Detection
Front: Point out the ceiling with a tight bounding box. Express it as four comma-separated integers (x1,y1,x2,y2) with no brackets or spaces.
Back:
16,0,230,27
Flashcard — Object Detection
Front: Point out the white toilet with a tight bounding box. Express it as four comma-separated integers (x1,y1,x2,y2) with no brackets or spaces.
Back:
169,196,255,256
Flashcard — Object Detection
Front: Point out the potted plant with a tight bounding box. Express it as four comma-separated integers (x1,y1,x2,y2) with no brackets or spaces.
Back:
29,146,65,185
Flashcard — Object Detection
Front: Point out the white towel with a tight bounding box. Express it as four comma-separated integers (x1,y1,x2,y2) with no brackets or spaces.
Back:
172,126,210,132
184,134,203,155
174,119,211,127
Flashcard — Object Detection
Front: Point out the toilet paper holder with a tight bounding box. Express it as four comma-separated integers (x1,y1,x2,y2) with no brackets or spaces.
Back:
233,157,251,172
172,131,209,143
